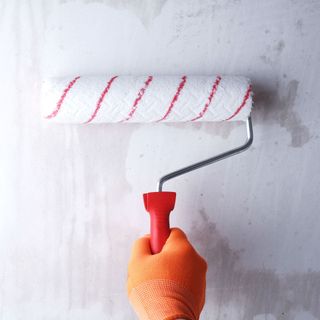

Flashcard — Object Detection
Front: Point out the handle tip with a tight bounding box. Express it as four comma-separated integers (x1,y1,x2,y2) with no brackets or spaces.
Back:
143,191,176,212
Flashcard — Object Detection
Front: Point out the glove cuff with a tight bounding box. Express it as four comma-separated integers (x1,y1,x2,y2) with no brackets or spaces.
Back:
129,279,199,320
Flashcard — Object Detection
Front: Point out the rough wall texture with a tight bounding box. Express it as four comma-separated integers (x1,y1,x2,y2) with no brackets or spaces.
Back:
0,0,319,319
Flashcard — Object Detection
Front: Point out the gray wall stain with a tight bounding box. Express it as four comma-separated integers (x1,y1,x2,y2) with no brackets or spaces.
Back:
189,209,320,320
163,121,239,140
295,19,305,36
259,55,273,66
279,80,310,147
202,122,239,139
275,40,285,54
60,0,168,27
254,80,310,148
260,40,286,66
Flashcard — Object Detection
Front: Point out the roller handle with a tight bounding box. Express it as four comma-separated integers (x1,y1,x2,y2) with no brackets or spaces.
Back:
143,192,176,254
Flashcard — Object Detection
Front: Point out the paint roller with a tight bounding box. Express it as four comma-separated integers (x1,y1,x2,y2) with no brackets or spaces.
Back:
43,75,253,253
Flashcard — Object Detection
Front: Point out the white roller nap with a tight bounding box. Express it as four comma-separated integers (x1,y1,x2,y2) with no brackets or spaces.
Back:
42,75,252,123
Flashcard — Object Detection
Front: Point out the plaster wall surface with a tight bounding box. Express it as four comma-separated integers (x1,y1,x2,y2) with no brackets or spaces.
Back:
0,0,320,319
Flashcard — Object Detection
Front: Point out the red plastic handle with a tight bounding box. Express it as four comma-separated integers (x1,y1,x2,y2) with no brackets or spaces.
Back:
143,192,176,254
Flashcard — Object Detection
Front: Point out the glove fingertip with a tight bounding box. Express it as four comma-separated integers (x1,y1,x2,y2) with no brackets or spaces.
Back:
132,236,152,257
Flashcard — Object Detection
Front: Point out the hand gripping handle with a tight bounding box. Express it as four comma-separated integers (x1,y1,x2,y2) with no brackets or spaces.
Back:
143,192,176,254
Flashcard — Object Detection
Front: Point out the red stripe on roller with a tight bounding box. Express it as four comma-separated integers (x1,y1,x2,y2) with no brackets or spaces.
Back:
46,76,80,119
120,76,153,123
84,76,118,124
225,85,252,121
156,75,187,122
190,75,222,122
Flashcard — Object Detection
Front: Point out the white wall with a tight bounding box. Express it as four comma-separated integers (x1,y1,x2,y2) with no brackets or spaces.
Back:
0,0,320,319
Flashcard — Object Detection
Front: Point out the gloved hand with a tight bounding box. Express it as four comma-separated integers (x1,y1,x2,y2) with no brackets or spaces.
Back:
127,228,207,320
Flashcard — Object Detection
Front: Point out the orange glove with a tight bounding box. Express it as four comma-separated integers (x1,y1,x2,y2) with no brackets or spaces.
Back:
127,228,207,320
